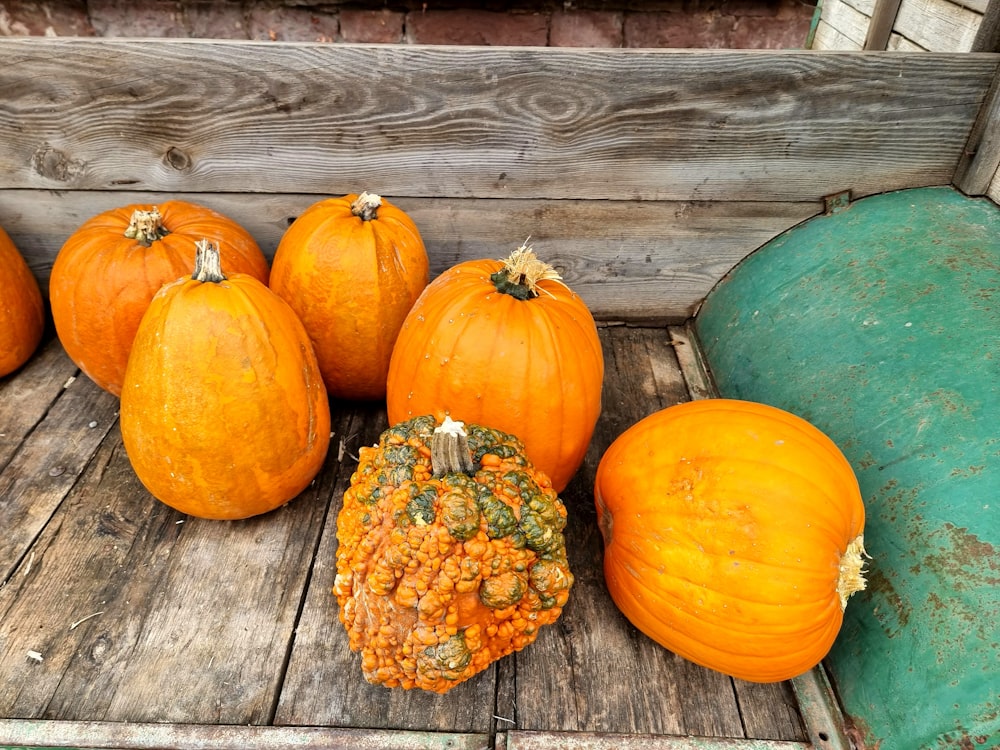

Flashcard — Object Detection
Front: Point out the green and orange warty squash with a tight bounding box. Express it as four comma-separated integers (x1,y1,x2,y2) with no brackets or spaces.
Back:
50,201,269,396
120,240,330,521
0,225,45,378
334,414,573,693
386,243,604,492
594,398,866,683
269,191,429,401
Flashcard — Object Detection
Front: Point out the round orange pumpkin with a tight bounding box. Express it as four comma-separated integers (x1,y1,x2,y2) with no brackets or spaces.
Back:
120,240,330,521
594,398,866,683
0,225,45,377
386,243,604,492
269,191,429,401
50,201,269,397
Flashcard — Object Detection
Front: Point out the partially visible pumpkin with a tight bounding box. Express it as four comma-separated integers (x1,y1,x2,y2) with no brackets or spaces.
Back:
0,225,45,377
334,414,573,692
594,398,866,683
50,201,269,396
269,191,429,401
386,243,604,492
120,240,330,521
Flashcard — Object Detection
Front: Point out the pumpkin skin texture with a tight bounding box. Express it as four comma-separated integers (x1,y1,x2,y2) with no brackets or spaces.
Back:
120,241,330,521
0,226,45,377
334,415,573,693
50,201,269,397
386,245,604,492
594,398,866,683
269,192,429,401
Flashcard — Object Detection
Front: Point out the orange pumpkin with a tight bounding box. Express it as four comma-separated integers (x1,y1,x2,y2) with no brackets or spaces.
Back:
0,226,45,377
269,191,429,401
50,201,269,396
120,240,330,520
594,398,866,683
386,243,603,492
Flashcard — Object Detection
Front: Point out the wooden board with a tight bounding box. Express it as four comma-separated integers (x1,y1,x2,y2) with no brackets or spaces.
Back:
0,190,819,325
0,328,808,748
0,41,993,205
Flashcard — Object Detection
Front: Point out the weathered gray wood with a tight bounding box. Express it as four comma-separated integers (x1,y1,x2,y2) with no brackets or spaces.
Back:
0,362,118,583
864,0,904,48
0,433,186,719
953,62,1000,195
0,719,489,750
502,731,811,749
894,0,983,49
971,0,1000,49
0,338,78,471
0,329,815,744
0,190,819,324
0,40,994,203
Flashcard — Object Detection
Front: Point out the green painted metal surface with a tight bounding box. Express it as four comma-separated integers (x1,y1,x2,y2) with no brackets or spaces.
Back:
694,187,1000,750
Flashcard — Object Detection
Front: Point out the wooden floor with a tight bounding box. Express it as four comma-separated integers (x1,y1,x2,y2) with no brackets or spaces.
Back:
0,326,819,750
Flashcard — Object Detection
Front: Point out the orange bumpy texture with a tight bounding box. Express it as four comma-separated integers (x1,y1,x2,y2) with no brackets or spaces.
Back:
334,415,573,693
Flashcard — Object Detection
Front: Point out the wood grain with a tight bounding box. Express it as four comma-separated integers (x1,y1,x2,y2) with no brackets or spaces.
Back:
0,190,821,324
0,332,812,745
0,40,994,202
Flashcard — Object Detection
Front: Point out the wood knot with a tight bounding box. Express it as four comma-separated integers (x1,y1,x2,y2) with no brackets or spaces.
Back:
30,144,85,183
163,146,192,172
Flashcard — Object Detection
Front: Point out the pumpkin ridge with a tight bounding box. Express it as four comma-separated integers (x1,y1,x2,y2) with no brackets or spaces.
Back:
609,572,841,645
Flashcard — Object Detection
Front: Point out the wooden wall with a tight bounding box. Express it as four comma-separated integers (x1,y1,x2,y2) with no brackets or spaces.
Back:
0,39,998,323
810,0,989,51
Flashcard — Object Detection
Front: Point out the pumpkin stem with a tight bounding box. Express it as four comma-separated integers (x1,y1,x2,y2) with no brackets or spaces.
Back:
837,534,868,610
351,191,383,222
191,239,227,284
431,416,475,477
490,239,565,301
123,207,169,247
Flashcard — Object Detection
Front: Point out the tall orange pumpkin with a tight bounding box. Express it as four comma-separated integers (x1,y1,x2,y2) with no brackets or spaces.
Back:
0,226,45,377
50,201,269,397
120,240,330,521
269,191,429,401
594,398,866,683
386,243,604,492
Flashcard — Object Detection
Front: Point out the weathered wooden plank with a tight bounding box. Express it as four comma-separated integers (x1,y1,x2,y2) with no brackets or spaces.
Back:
0,360,118,584
0,337,77,471
953,62,1000,195
0,40,994,203
0,327,818,742
0,410,339,726
0,719,489,750
811,18,865,49
864,0,904,48
274,409,501,734
821,0,874,45
894,0,983,50
0,432,185,719
502,731,810,749
0,190,820,324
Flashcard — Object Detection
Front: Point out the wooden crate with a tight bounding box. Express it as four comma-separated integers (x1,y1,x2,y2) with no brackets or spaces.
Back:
1,38,998,750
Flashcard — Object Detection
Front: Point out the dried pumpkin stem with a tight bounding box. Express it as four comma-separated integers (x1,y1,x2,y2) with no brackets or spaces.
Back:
490,239,565,301
191,239,227,284
431,416,475,477
837,534,868,610
123,207,169,247
351,191,383,222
